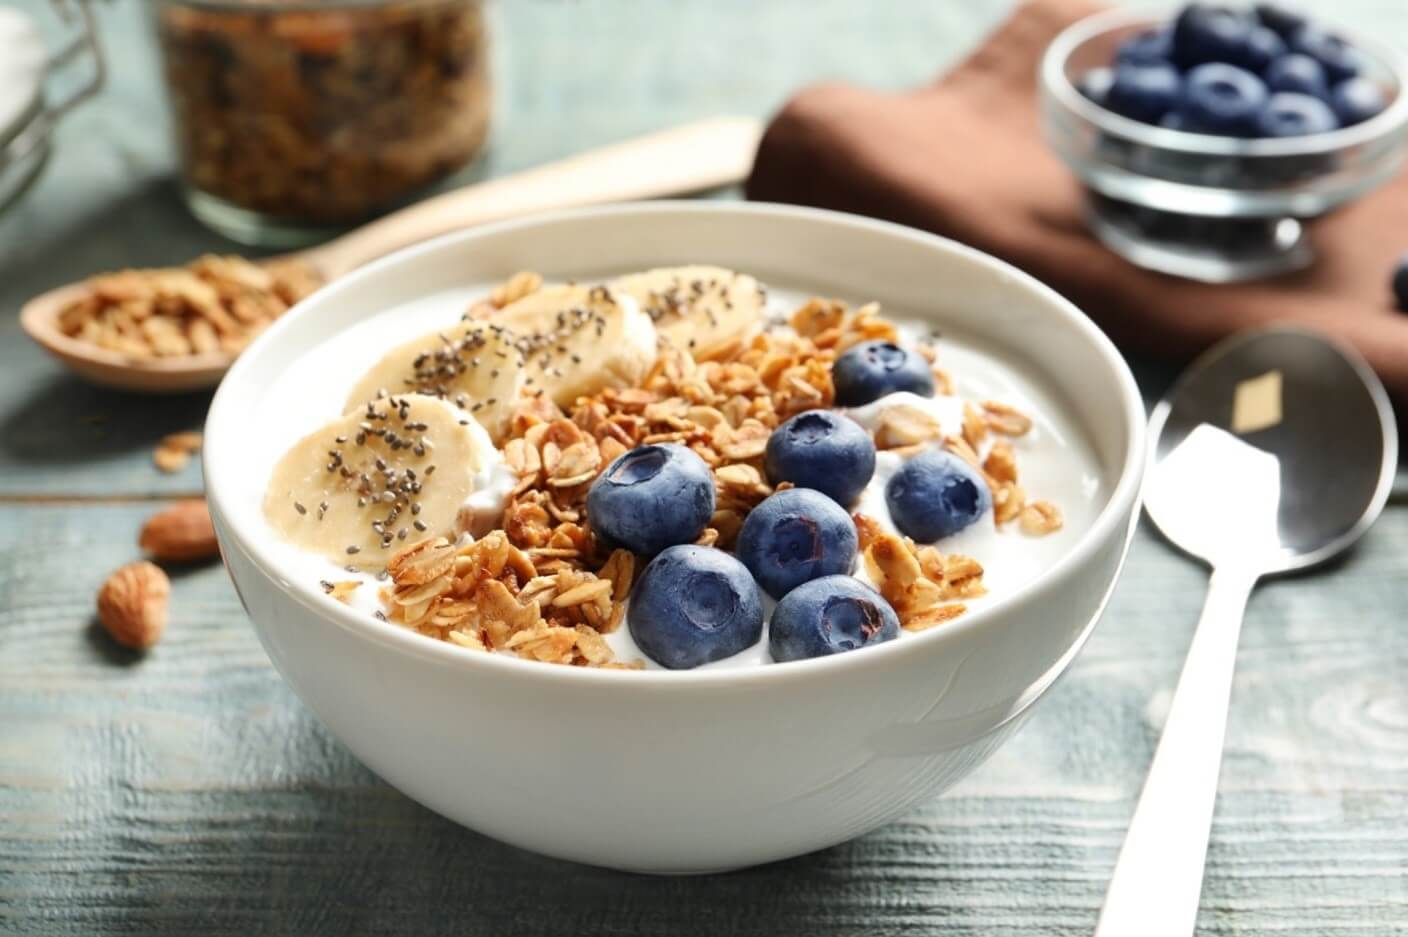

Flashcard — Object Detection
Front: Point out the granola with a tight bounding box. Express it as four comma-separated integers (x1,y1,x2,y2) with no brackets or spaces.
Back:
382,532,635,667
156,0,490,224
269,266,1080,670
59,256,322,361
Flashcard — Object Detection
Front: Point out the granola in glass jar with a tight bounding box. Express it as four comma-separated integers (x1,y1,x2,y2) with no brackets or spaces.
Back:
154,0,490,244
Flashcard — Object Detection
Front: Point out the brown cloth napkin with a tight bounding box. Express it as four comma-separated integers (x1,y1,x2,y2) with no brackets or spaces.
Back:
747,0,1408,404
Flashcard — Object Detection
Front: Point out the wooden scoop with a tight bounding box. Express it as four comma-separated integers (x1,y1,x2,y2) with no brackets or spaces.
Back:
19,117,763,393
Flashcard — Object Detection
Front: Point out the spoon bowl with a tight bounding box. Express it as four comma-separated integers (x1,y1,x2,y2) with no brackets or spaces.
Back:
1147,326,1397,572
19,282,234,392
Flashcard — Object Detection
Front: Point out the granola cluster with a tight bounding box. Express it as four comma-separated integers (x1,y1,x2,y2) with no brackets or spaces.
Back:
156,0,490,224
377,275,1065,668
855,514,986,632
58,256,322,360
379,533,640,669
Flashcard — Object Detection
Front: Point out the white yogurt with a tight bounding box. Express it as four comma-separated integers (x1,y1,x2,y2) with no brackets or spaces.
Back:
259,452,519,619
248,282,1107,671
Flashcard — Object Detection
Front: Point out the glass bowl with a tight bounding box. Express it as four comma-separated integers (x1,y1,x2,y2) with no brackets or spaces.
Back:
1040,8,1408,282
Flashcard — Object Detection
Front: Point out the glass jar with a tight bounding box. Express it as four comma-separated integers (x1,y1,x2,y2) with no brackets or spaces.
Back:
153,0,491,247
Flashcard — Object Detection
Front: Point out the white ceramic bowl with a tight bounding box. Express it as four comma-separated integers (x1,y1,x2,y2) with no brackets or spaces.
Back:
205,202,1146,873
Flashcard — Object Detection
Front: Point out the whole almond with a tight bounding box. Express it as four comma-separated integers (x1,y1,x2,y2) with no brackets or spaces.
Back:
97,561,170,650
139,499,218,562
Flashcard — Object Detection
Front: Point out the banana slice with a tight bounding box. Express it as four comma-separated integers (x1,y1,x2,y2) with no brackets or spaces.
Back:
344,320,524,444
264,394,497,569
612,266,765,359
493,283,657,408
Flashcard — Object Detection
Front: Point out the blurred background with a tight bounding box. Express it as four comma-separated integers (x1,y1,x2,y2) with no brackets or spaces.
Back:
7,1,1014,263
4,2,1408,935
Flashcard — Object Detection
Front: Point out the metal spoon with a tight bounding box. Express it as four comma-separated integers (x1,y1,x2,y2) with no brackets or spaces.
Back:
1095,326,1396,937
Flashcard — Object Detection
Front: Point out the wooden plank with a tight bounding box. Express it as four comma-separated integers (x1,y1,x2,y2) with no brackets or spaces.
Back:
2,502,1405,934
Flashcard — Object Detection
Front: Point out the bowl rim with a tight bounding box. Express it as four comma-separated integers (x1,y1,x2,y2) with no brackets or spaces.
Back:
1042,7,1408,159
205,200,1147,687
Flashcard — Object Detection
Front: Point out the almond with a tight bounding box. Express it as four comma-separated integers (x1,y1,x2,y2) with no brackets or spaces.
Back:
153,431,203,474
152,445,190,473
139,499,219,562
97,561,170,650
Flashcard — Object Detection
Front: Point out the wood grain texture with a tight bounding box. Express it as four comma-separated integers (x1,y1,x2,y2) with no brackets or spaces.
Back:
2,0,1407,934
3,504,1406,935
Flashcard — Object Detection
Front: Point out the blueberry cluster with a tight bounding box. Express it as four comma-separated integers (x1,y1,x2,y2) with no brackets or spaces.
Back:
596,336,994,670
1079,4,1388,138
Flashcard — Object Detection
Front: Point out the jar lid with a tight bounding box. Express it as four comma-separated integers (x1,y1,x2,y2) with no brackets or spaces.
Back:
0,7,44,149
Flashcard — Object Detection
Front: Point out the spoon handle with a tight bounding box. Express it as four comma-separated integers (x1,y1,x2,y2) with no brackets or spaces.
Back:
1094,565,1258,937
307,117,763,280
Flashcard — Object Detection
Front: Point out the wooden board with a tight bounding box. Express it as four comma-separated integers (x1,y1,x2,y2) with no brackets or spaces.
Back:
2,0,1406,934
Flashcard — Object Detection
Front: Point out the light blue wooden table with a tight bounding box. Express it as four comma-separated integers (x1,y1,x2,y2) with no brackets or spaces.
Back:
2,2,1406,934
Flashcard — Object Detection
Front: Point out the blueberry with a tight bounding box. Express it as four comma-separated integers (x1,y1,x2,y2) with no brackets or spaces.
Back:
1116,29,1173,67
1241,25,1287,73
1170,4,1253,69
1256,92,1339,136
1265,53,1330,100
1393,255,1408,311
1254,3,1306,39
1330,77,1388,126
735,488,858,600
885,449,991,542
1106,63,1182,125
587,444,714,555
1290,25,1360,83
1077,67,1116,106
832,340,935,407
629,545,763,669
1178,63,1269,137
769,576,900,663
765,410,876,507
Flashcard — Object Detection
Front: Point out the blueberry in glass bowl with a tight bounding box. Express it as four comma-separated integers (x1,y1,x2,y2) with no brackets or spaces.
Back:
1106,62,1183,124
1178,63,1269,136
1168,4,1256,70
1393,254,1408,311
1041,5,1408,282
1331,77,1390,127
1257,92,1339,137
1116,29,1173,68
1264,53,1329,99
1290,24,1362,84
1253,3,1305,40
